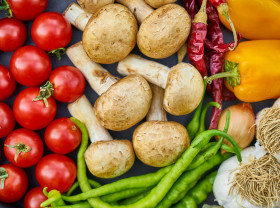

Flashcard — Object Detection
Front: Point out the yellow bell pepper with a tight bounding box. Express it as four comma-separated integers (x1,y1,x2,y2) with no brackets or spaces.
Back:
219,0,280,40
207,40,280,102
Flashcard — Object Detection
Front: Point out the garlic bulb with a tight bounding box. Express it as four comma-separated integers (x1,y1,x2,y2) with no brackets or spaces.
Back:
213,147,280,208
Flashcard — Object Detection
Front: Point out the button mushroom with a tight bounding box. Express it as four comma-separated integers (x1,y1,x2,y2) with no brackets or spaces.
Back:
68,95,135,178
66,43,152,131
77,0,114,13
116,0,191,59
133,83,190,167
145,0,177,8
117,54,204,116
64,3,138,64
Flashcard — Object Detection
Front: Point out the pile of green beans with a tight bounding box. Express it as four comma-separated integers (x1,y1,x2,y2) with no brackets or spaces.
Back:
41,99,241,208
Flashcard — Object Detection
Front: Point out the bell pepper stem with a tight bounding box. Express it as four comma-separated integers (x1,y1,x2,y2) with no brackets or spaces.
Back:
217,3,238,51
206,60,241,88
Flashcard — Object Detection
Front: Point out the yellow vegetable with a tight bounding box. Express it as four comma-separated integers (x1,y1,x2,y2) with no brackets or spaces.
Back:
219,0,280,40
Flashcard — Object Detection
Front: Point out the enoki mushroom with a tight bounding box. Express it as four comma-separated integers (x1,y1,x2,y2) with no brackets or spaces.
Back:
229,154,280,208
257,106,280,154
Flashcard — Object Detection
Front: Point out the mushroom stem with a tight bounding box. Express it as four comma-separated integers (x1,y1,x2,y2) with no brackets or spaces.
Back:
68,95,113,143
146,84,167,122
117,54,169,89
66,42,119,95
63,3,92,31
116,0,153,24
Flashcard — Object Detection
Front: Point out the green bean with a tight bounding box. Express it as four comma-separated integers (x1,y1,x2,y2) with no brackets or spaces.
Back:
155,151,229,208
63,130,240,208
66,180,102,196
119,190,150,205
174,171,217,208
41,189,66,207
55,202,91,208
187,80,207,140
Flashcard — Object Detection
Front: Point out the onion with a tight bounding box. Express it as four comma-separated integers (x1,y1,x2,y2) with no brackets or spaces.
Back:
216,103,255,151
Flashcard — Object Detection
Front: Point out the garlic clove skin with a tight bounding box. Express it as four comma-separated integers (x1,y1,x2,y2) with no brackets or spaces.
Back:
213,147,266,208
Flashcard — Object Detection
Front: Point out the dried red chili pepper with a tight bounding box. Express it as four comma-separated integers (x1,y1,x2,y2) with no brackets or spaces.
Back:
183,0,199,20
205,32,242,53
208,0,238,50
187,0,208,77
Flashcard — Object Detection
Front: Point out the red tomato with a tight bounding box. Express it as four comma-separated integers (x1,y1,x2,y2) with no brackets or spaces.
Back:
13,88,57,130
0,65,16,101
35,154,77,193
0,164,28,203
7,0,48,21
23,187,47,208
49,66,85,103
0,18,27,52
10,45,52,87
31,12,72,51
45,118,81,154
4,129,44,168
0,102,15,138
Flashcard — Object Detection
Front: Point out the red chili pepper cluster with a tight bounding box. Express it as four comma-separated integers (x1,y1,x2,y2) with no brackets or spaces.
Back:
184,0,242,129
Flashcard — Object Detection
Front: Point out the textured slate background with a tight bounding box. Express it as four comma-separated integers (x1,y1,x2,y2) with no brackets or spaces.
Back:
0,0,274,207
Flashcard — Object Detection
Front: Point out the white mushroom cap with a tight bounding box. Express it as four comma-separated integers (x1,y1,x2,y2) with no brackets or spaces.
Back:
133,121,190,167
145,0,177,8
94,74,152,131
77,0,115,13
85,140,135,178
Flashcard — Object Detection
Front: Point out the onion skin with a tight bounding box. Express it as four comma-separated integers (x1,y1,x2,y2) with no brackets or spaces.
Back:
216,103,255,151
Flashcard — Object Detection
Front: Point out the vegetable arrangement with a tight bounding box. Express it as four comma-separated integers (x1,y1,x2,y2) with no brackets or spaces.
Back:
0,0,279,207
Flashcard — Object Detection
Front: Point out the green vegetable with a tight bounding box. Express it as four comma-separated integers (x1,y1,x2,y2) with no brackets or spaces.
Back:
187,80,207,140
67,179,102,196
41,188,66,207
174,171,217,208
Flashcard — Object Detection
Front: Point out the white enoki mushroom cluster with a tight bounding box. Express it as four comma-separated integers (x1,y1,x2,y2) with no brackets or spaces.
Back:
229,154,280,208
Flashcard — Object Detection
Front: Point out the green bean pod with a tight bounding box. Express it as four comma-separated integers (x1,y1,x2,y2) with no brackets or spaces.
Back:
174,171,217,208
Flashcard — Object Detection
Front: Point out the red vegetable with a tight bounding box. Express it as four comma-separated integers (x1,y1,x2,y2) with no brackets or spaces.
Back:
4,128,44,168
182,0,198,20
0,65,16,101
0,102,15,138
49,66,85,103
0,164,28,203
0,0,48,20
10,45,52,87
35,154,77,193
13,87,57,130
0,18,26,52
208,0,238,50
44,118,82,154
31,12,72,59
187,0,208,77
24,187,48,208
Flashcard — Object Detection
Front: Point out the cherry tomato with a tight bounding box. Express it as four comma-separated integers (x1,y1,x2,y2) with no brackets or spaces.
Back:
10,45,52,87
23,187,47,208
0,18,26,52
4,129,44,168
45,118,81,154
35,154,77,193
0,102,15,138
0,65,16,101
6,0,48,21
13,88,57,130
31,12,72,51
0,164,28,203
49,66,85,103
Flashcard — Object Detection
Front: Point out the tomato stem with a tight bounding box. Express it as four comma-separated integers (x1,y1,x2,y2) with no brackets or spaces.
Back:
5,143,32,163
0,168,8,189
33,81,54,107
0,0,12,18
48,48,66,60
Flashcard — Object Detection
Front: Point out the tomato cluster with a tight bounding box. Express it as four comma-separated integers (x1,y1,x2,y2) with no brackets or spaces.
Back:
0,0,84,206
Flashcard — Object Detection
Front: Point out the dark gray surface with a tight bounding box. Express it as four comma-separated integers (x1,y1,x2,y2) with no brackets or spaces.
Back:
0,0,274,207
